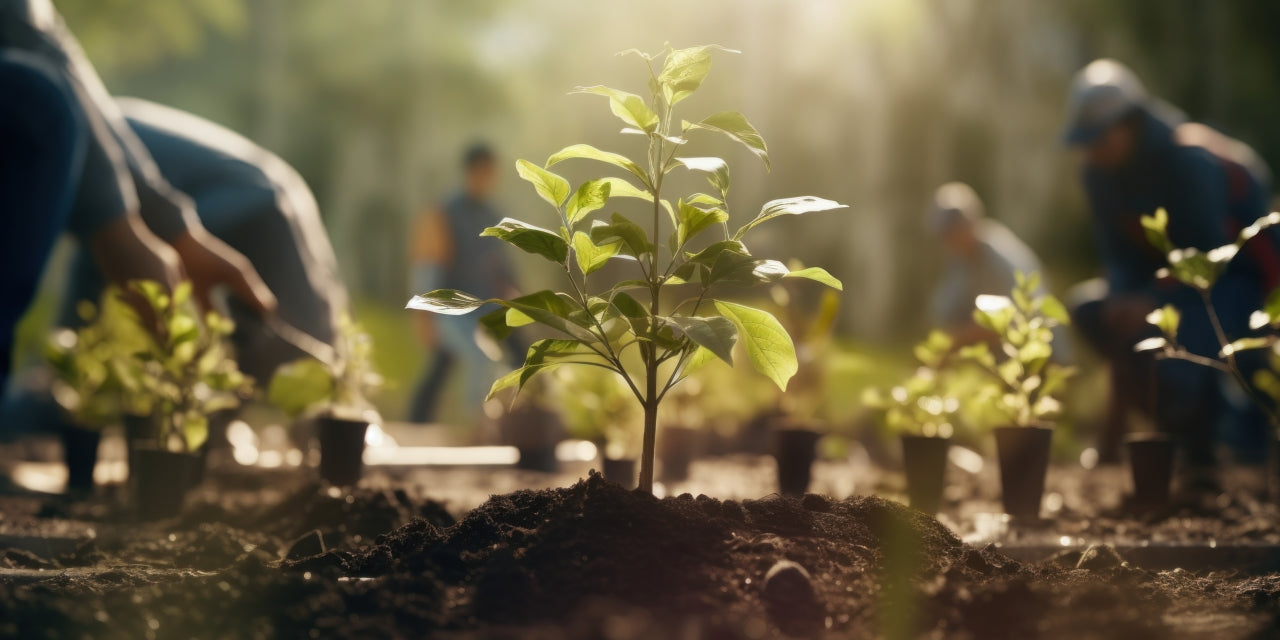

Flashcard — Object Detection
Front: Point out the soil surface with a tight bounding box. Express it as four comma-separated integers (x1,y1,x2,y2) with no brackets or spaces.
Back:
1,460,1279,638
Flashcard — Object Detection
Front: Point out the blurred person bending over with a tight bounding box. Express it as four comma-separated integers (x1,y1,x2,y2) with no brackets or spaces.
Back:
0,0,276,398
928,182,1046,348
1063,59,1276,470
408,144,524,428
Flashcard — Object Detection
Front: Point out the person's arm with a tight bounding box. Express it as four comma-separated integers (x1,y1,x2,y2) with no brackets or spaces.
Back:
411,209,452,347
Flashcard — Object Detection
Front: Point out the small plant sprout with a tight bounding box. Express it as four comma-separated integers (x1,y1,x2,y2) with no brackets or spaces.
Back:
407,45,847,493
116,281,253,452
957,273,1074,428
1135,207,1280,428
45,293,141,428
268,315,383,421
864,330,961,439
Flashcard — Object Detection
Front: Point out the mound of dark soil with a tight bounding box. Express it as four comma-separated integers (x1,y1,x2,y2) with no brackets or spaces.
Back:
4,472,1280,639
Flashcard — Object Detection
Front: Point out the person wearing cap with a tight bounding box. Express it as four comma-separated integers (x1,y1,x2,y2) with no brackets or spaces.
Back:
1062,58,1275,470
928,182,1046,347
407,143,525,427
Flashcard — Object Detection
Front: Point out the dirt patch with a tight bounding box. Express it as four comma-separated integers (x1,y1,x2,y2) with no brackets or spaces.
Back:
4,471,1279,638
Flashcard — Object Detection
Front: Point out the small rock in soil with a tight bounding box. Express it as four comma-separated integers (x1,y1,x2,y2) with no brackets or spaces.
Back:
1076,544,1125,571
762,559,825,637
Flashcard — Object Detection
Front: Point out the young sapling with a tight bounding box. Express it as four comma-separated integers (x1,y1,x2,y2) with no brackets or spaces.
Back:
407,45,847,493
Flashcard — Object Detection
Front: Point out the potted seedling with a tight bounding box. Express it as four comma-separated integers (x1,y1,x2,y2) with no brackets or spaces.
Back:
763,284,841,495
958,273,1073,519
407,44,846,494
44,294,140,494
498,376,566,472
113,281,252,519
657,381,705,482
864,330,962,514
1135,208,1280,501
551,366,642,486
268,316,382,486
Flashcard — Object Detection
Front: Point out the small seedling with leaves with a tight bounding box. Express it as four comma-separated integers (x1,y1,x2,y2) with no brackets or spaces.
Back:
268,316,382,422
1135,207,1280,427
956,273,1074,428
45,293,143,428
113,281,253,452
407,45,846,492
864,330,962,439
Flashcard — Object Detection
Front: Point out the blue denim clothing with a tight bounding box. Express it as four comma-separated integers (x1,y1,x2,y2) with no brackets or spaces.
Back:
0,50,84,392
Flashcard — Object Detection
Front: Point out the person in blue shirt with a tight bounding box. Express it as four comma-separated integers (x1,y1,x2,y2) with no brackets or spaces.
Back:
1063,59,1275,472
0,0,276,396
928,182,1045,346
408,144,524,428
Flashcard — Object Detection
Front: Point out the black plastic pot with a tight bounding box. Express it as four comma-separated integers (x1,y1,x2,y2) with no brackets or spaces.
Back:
62,426,101,494
601,457,637,488
1126,433,1174,506
132,445,197,520
316,416,370,486
774,428,822,496
901,435,950,514
1270,439,1280,503
498,405,564,472
994,426,1052,519
659,426,698,481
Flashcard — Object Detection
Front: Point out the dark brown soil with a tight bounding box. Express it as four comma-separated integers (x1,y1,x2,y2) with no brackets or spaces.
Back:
3,470,1280,639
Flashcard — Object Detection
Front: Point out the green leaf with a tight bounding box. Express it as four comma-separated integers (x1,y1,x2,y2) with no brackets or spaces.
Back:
609,291,650,336
479,307,512,341
597,177,653,202
182,414,208,452
524,339,588,366
1145,305,1181,339
673,157,730,199
502,291,598,342
681,345,719,376
658,45,736,104
268,358,334,418
515,159,571,209
713,301,797,390
565,179,612,224
1238,211,1280,246
406,289,487,315
783,267,843,290
573,85,660,133
688,111,771,169
665,315,738,365
488,363,560,401
1140,207,1172,254
481,218,570,264
1133,337,1169,353
590,213,654,259
675,199,728,249
1251,289,1280,330
1221,336,1278,357
546,144,650,188
733,196,847,240
573,231,622,275
1039,294,1070,325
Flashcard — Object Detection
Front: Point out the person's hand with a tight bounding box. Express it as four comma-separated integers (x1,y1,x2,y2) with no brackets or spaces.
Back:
171,229,277,316
1103,294,1158,336
88,215,184,291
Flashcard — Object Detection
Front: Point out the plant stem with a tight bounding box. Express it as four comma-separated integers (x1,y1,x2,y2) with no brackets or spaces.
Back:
1197,289,1280,432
